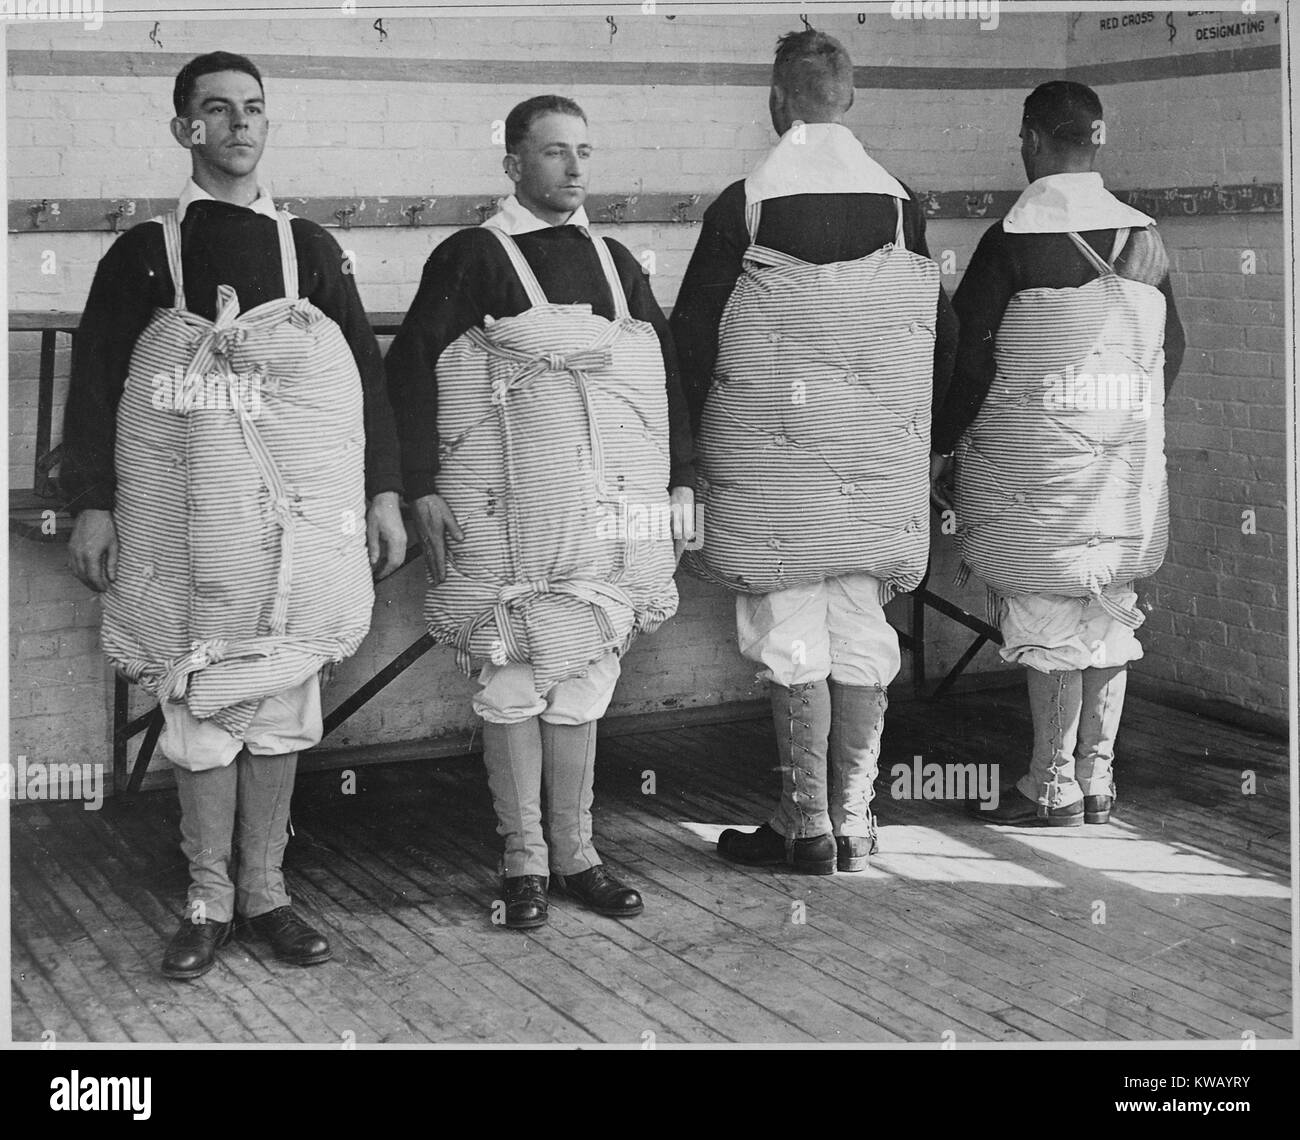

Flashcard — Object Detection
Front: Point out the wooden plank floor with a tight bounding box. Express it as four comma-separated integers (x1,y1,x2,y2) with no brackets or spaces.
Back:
10,687,1292,1044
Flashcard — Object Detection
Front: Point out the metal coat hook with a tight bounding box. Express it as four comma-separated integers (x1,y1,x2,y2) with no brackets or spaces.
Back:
670,194,701,225
607,15,618,42
28,200,55,228
106,200,136,233
405,198,435,227
601,195,637,225
474,199,500,224
149,22,162,48
374,17,387,43
334,204,357,230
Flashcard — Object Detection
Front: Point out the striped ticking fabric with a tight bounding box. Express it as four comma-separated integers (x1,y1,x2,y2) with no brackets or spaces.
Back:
689,198,939,597
955,228,1169,625
101,210,374,734
427,225,678,692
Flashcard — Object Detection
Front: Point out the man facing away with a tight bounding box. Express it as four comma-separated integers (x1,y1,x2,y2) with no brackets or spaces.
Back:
932,80,1186,826
672,30,957,874
385,95,696,928
63,52,408,978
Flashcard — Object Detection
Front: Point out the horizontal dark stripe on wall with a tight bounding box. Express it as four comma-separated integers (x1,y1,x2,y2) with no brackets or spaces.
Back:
1065,44,1281,87
5,44,1281,89
9,184,1283,234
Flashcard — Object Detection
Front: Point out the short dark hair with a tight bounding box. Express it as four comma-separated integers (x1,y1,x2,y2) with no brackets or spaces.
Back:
773,29,854,112
173,52,264,117
505,95,587,153
1022,80,1103,149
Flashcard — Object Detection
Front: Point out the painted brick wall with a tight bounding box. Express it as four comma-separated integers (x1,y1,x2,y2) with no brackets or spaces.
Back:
1139,212,1289,718
5,8,1288,780
1089,65,1287,724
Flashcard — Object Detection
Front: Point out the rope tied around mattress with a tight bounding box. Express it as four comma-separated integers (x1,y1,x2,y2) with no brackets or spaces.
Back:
174,285,304,637
149,634,339,702
452,575,635,675
211,325,246,359
158,638,231,700
476,322,622,491
1085,568,1146,629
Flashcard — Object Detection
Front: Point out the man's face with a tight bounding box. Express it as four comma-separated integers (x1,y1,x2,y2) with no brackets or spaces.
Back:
173,69,268,181
506,112,591,223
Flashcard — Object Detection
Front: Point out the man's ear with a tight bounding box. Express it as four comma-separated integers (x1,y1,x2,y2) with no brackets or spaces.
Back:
503,153,521,184
171,115,196,150
1025,126,1042,155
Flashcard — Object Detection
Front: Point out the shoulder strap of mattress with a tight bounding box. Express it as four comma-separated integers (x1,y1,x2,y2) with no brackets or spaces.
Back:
275,211,299,301
161,211,186,310
483,225,549,308
1067,229,1128,279
592,236,631,321
1110,226,1131,265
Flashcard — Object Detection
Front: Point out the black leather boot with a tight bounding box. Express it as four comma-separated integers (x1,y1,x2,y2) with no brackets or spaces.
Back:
718,823,836,875
971,787,1084,827
502,874,549,929
161,917,232,981
243,906,333,966
552,865,643,916
835,835,876,873
1084,794,1114,824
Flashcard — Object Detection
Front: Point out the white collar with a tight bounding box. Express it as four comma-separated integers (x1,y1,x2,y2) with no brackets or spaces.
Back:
176,179,280,224
745,122,909,205
481,194,592,236
1002,172,1154,234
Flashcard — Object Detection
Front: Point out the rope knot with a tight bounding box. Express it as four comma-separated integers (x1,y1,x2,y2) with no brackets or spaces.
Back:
270,494,297,528
288,298,316,328
212,326,246,357
544,352,567,372
188,638,228,667
159,637,230,700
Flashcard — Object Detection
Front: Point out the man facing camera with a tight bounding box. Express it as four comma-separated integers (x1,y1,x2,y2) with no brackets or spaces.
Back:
386,96,695,928
63,52,407,979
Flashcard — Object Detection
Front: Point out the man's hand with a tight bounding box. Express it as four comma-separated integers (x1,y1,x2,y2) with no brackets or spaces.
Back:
929,453,955,514
670,484,697,563
366,491,408,580
68,509,119,592
412,493,464,586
